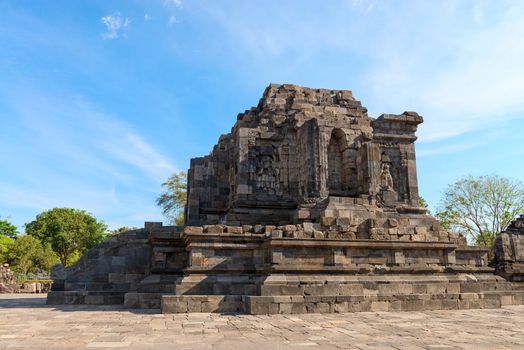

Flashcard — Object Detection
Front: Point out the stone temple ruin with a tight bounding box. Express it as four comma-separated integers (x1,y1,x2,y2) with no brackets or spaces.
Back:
47,84,524,313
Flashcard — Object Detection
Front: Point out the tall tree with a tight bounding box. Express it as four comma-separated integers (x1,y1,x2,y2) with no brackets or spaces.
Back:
436,175,524,248
25,208,108,266
156,171,187,226
6,235,59,275
0,218,18,239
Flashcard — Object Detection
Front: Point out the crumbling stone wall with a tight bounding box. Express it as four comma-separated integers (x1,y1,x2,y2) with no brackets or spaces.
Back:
186,84,427,229
0,264,18,293
48,226,153,305
493,215,524,281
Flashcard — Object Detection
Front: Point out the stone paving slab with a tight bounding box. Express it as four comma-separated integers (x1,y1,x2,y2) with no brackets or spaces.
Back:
0,294,523,350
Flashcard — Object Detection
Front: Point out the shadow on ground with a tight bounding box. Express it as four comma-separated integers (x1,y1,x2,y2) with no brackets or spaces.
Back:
0,294,159,314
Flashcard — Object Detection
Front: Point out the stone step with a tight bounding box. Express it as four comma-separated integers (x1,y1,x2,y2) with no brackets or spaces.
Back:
248,290,524,314
260,279,515,297
160,290,524,314
124,292,164,309
47,290,125,305
161,295,245,313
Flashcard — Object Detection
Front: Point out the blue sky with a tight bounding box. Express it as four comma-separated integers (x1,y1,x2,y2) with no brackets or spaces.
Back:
1,0,523,231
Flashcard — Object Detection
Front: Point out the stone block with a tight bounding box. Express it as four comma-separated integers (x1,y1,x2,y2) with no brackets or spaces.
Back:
338,284,364,295
204,225,224,234
169,301,188,313
297,209,310,219
401,299,424,311
440,299,458,310
321,217,335,226
313,230,325,239
226,226,243,234
426,283,447,294
278,303,293,314
370,301,388,312
281,302,300,313
500,295,513,306
184,226,203,234
271,230,283,238
348,301,371,312
446,283,460,294
302,222,314,234
265,225,276,234
248,301,269,315
187,301,202,312
334,302,348,313
85,295,104,305
388,300,402,311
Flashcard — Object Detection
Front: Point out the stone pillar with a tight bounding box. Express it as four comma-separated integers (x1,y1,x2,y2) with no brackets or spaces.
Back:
404,143,420,206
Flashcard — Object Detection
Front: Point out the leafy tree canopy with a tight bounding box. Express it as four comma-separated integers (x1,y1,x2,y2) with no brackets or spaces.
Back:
0,218,19,239
0,234,14,263
156,171,187,226
6,235,59,275
436,175,524,248
25,208,108,266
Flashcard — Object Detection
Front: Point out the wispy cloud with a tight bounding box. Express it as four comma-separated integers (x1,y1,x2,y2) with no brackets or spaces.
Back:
164,0,182,8
144,13,150,21
363,2,524,142
365,2,376,14
191,2,524,143
168,16,177,26
0,82,176,228
101,12,131,40
14,90,178,183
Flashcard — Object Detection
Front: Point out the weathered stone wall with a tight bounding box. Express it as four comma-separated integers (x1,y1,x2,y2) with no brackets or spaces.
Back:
493,215,524,281
186,84,425,226
47,226,153,305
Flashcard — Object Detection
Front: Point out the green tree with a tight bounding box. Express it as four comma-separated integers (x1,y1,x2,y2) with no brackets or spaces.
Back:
156,171,187,226
436,175,524,248
418,196,431,215
6,235,59,275
25,208,108,266
0,218,18,239
0,234,14,263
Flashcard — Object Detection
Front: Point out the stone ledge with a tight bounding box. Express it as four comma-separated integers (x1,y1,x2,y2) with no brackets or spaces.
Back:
159,291,524,314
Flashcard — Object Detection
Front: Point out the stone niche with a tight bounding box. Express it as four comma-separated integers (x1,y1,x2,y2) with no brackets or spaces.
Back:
47,84,524,314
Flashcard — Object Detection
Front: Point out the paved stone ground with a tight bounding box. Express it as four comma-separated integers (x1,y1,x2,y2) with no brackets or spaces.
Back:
1,294,523,350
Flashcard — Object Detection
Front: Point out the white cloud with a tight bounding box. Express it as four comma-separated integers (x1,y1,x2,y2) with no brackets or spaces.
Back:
144,13,150,21
357,3,524,142
168,16,177,25
164,0,182,8
101,12,131,40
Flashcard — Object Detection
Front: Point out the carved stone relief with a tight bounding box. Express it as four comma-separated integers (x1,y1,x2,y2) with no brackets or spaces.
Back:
256,154,282,196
